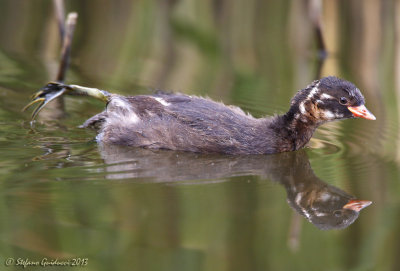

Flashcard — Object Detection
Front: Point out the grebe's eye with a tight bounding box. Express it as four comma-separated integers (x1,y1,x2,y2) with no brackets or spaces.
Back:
333,210,343,217
339,97,348,105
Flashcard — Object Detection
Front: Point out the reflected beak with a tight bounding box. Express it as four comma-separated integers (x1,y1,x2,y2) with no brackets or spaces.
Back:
347,105,376,120
343,199,372,212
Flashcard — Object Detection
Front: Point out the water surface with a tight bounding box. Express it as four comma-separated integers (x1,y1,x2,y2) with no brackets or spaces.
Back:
0,1,399,271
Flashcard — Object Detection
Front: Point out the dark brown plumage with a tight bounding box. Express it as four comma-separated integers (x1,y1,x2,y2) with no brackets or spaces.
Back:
26,76,376,154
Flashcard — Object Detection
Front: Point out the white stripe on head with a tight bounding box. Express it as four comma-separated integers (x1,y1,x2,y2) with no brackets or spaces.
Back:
297,83,320,117
306,83,320,99
154,97,170,106
323,110,335,119
320,93,335,100
299,102,307,114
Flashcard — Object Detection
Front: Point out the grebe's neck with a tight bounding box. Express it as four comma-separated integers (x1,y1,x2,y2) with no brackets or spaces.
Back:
281,109,319,151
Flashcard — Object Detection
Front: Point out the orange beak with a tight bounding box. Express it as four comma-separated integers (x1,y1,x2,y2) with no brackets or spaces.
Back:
347,105,376,120
343,199,372,212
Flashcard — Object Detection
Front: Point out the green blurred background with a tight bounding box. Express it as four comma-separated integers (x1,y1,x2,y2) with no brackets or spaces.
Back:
0,0,399,270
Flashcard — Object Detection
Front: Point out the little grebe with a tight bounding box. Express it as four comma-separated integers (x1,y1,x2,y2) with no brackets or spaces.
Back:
25,76,375,154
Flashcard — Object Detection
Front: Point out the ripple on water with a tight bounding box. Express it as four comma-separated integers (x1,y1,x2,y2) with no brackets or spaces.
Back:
308,138,343,156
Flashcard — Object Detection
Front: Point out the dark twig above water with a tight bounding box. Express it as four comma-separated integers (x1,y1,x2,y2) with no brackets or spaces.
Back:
56,12,78,82
53,0,66,42
23,1,78,119
52,0,79,82
308,0,327,78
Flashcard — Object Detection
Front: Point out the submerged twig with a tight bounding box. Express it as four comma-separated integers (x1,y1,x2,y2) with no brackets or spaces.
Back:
287,212,302,252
